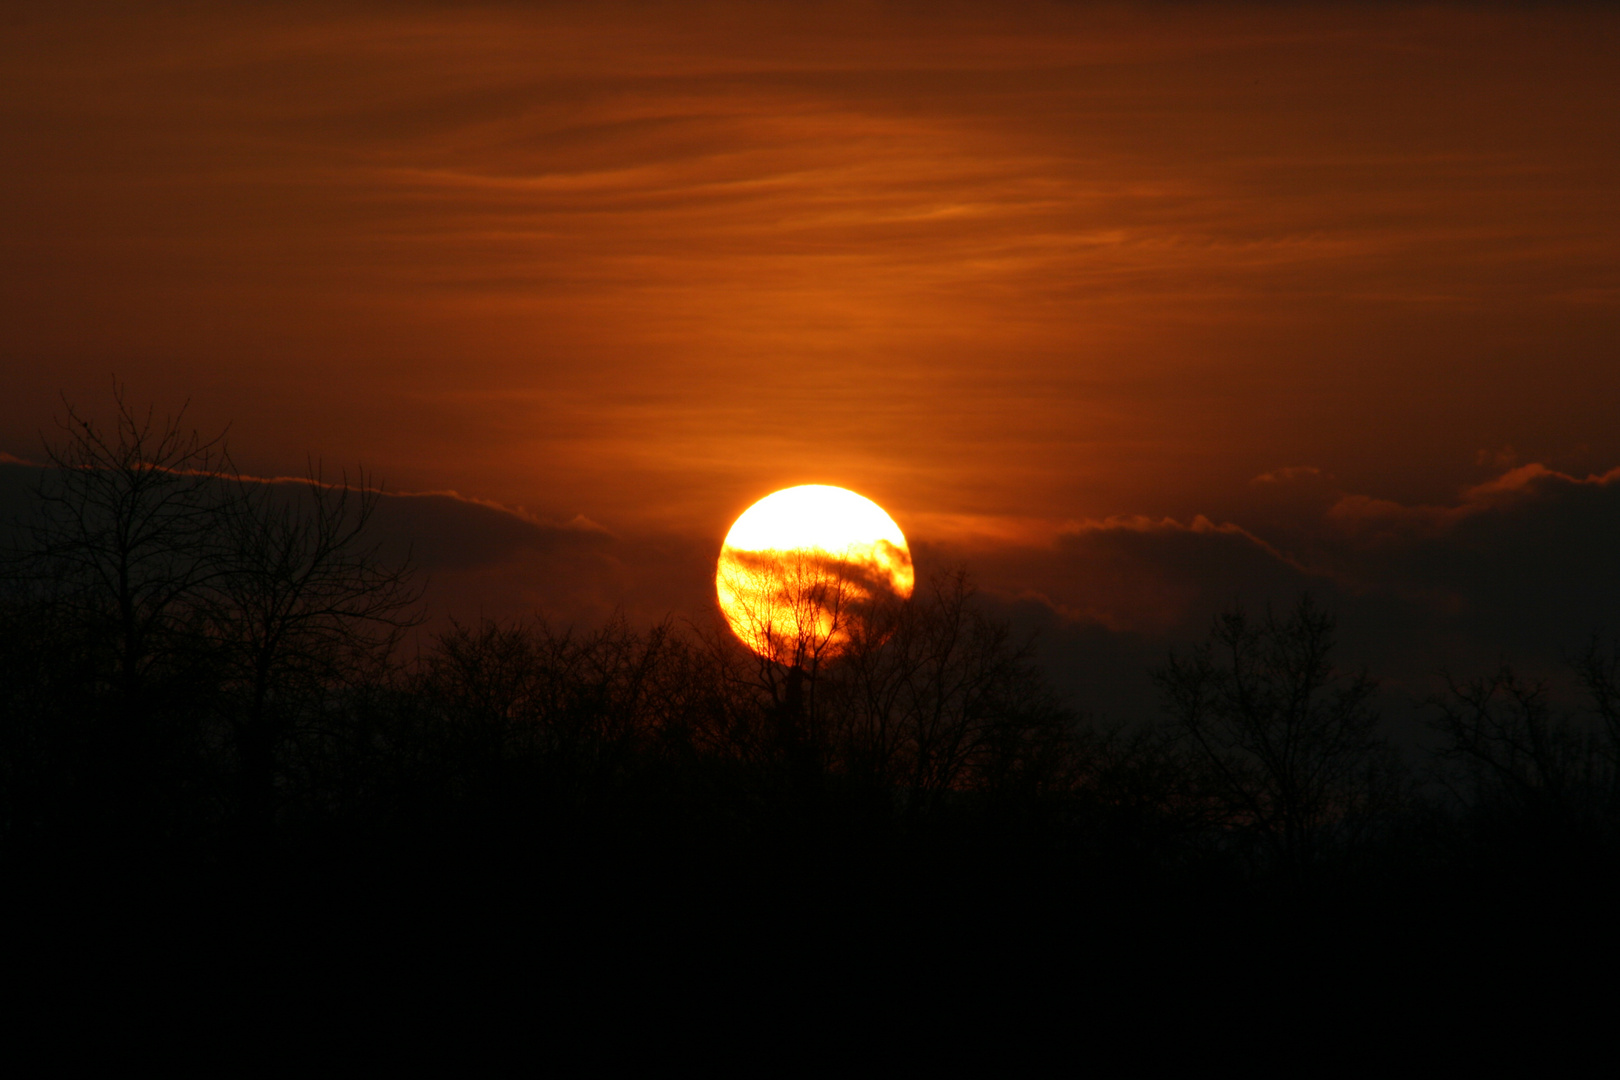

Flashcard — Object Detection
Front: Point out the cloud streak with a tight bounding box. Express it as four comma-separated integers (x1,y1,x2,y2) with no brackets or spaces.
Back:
2,3,1617,536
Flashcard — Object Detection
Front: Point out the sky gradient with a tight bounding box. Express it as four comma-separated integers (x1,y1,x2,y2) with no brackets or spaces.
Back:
4,2,1619,716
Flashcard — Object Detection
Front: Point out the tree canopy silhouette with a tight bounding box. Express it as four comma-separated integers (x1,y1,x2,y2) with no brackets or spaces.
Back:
1153,595,1401,869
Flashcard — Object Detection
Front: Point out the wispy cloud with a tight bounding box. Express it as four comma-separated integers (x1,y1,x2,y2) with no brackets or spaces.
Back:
2,3,1617,537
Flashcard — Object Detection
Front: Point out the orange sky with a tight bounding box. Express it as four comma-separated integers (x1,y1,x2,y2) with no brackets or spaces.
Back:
4,2,1619,549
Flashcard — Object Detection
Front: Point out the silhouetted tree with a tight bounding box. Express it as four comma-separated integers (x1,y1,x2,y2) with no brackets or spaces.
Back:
0,583,102,845
1574,633,1620,780
411,614,732,829
1427,663,1611,841
207,465,421,842
19,385,232,718
4,387,422,842
827,569,1081,818
1153,594,1399,869
5,386,237,832
717,547,877,780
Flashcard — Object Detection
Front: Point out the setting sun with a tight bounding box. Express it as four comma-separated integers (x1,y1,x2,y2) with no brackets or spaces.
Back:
716,485,914,663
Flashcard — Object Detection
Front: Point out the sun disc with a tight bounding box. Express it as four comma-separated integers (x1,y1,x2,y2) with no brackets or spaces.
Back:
716,485,913,662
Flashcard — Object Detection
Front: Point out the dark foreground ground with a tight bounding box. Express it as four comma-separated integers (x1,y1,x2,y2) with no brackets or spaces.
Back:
7,797,1617,1023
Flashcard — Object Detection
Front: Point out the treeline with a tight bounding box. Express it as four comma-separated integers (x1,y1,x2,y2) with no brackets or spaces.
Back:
4,393,1620,965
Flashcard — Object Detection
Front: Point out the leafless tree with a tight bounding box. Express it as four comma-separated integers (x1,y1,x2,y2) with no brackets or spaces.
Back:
207,465,422,838
1574,633,1620,775
3,385,246,832
719,546,870,710
716,546,881,780
1153,594,1399,868
827,568,1077,815
1428,662,1611,834
420,613,692,775
20,385,233,712
14,386,423,837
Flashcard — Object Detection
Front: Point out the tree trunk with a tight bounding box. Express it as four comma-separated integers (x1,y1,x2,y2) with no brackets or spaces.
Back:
238,671,276,849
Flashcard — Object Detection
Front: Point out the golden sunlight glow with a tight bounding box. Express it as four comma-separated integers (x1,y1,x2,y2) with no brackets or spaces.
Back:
716,485,914,664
